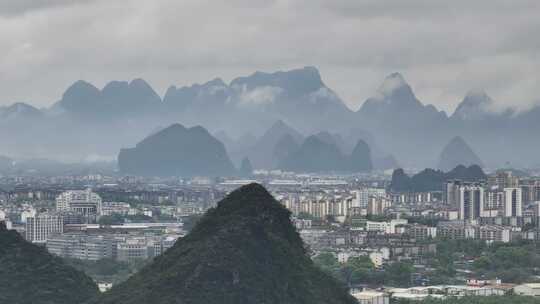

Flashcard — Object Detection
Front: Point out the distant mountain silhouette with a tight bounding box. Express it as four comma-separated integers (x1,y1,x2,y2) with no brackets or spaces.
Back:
118,124,235,177
239,157,254,177
356,73,448,168
54,79,160,119
279,136,373,173
94,184,356,304
0,222,99,303
437,136,483,171
0,103,42,121
349,139,373,172
390,164,486,192
279,135,344,173
314,131,348,154
248,120,304,169
1,67,540,168
272,133,302,168
0,156,13,173
451,90,513,121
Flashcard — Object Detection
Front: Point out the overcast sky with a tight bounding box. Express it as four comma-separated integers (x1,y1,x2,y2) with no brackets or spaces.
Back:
1,0,539,113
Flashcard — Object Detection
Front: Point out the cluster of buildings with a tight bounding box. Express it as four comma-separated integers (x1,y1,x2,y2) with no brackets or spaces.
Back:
351,280,540,304
2,169,540,293
46,231,180,262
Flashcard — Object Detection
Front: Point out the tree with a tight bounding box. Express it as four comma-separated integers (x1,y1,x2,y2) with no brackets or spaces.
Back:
98,214,124,225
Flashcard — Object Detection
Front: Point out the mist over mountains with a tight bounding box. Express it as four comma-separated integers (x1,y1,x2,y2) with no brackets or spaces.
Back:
1,66,539,170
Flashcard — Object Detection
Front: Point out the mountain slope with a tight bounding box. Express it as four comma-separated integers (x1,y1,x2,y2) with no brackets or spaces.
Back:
279,135,345,173
248,120,304,169
437,136,483,171
95,184,356,304
0,222,99,304
356,73,449,168
0,102,43,121
349,139,373,172
118,123,235,177
279,136,375,173
239,157,254,177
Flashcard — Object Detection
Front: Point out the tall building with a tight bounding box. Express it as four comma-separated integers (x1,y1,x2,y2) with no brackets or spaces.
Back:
503,187,522,217
484,190,504,217
446,180,461,206
353,188,386,209
25,213,63,243
488,171,519,190
458,185,484,221
447,181,485,221
56,189,102,217
521,179,540,203
367,196,391,216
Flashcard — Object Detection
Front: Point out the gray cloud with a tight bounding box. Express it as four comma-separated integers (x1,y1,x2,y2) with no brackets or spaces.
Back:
0,0,539,113
0,0,90,17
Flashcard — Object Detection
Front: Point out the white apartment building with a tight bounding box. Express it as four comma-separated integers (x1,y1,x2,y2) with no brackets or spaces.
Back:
56,189,102,216
353,188,387,209
25,213,63,243
503,187,522,217
457,185,484,221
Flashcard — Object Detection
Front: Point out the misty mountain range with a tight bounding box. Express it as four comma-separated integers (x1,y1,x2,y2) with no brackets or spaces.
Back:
1,66,539,170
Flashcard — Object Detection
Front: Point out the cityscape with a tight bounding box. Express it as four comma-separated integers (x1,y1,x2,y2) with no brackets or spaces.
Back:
2,166,540,302
2,1,540,304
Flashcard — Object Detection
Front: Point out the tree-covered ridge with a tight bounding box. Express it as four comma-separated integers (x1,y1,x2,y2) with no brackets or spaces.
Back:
390,164,486,192
95,183,357,304
0,222,99,304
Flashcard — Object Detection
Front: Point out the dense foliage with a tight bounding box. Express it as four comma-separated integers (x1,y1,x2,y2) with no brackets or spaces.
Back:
94,184,357,304
426,239,540,284
65,258,148,285
0,222,99,304
313,252,414,287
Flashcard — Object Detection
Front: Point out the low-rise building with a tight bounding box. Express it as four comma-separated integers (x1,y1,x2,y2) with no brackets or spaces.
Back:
25,213,63,243
352,291,389,304
514,283,540,297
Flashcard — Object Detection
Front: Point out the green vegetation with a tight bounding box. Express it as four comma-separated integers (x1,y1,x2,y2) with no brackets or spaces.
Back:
94,183,357,304
0,222,99,304
471,241,540,283
314,239,540,288
313,252,414,287
396,295,540,304
98,213,125,225
425,239,540,284
65,258,148,285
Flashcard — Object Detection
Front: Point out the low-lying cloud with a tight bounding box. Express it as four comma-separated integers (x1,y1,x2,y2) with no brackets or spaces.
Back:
0,0,539,114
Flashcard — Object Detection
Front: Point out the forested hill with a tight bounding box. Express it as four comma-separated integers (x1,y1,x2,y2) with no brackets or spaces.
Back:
0,221,99,304
94,183,357,304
